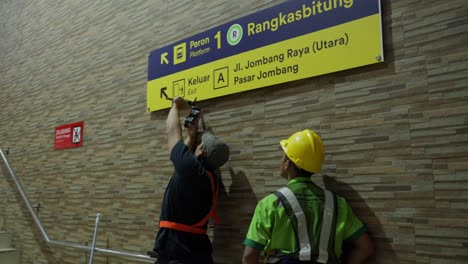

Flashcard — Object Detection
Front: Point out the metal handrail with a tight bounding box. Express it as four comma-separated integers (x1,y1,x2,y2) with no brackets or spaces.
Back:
89,213,101,264
0,148,154,263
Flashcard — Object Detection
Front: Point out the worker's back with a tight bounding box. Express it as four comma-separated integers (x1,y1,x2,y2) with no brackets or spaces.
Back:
245,177,367,263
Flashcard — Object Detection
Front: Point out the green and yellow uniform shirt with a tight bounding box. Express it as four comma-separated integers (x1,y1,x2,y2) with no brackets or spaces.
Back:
244,177,367,259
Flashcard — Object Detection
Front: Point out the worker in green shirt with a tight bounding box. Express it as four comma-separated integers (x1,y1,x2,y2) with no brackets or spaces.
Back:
243,129,374,264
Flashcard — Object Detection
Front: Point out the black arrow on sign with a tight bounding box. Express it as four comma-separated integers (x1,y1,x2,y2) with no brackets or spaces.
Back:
160,87,172,101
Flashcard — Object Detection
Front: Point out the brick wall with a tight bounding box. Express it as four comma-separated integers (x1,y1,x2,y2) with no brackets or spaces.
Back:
1,0,467,263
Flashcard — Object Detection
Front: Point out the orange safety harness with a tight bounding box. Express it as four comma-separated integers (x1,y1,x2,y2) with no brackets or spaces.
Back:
159,171,220,235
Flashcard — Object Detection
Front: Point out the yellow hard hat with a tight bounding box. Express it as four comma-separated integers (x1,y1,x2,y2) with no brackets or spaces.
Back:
280,129,325,173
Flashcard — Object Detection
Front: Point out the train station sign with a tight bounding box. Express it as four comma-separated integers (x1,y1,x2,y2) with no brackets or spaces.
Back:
147,0,383,111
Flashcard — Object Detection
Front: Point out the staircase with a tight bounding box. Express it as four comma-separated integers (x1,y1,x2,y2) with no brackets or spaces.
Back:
0,231,20,264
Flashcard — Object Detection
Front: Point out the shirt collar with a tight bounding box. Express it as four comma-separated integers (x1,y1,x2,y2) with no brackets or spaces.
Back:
287,177,312,186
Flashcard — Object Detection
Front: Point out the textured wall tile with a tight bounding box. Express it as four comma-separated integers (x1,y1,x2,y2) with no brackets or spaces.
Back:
1,0,468,264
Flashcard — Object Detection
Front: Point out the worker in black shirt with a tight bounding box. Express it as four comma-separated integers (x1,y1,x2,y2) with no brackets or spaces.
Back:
153,96,230,264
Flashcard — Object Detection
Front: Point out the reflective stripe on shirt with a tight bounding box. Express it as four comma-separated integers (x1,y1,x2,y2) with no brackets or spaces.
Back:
276,187,335,263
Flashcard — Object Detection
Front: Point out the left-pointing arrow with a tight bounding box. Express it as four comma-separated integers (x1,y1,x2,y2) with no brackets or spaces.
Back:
161,52,169,64
160,87,170,100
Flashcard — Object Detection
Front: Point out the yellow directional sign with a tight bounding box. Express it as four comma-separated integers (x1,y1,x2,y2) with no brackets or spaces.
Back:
147,0,383,112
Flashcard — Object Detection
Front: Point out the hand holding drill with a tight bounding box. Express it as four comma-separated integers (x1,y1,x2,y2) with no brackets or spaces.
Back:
171,96,201,129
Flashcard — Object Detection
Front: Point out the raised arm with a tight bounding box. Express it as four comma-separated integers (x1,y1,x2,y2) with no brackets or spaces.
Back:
183,108,201,154
166,97,186,152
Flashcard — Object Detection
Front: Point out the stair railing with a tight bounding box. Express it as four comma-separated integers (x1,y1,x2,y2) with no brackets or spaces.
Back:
0,148,154,263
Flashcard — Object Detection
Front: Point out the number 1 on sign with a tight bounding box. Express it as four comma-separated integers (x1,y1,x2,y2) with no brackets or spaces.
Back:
215,31,221,49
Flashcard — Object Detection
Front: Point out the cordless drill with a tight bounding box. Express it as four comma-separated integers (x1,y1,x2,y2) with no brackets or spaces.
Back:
164,95,200,128
183,99,200,128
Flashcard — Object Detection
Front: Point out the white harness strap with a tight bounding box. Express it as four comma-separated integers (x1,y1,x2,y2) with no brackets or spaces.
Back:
317,189,335,263
277,187,311,261
277,187,335,263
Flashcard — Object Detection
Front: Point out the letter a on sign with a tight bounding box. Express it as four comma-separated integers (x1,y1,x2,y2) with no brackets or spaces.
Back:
218,74,225,83
214,67,229,89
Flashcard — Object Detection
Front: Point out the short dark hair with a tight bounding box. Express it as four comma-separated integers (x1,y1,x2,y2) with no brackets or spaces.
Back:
286,156,313,177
